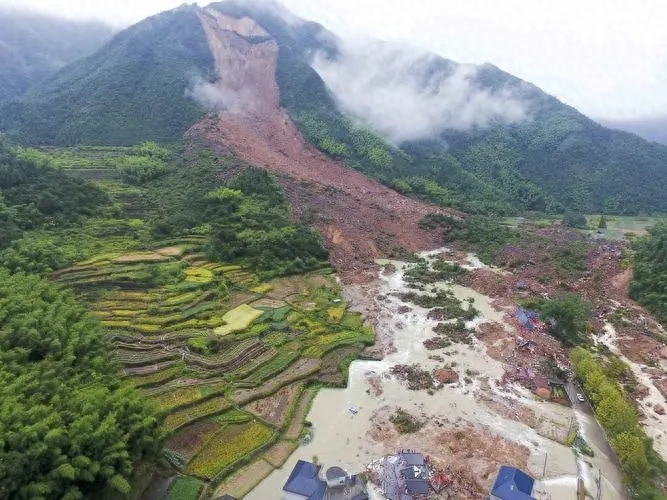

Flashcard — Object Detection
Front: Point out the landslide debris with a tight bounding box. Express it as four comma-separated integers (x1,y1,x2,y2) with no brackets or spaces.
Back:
188,7,456,280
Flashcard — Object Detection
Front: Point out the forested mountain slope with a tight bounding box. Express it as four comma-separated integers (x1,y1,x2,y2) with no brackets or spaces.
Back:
2,1,667,216
0,5,214,146
0,8,113,104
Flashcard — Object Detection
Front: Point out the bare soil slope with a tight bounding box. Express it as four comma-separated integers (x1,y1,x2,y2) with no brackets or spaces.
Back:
188,8,453,280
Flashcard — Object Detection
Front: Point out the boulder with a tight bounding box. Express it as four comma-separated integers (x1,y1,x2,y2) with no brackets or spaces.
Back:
434,368,459,384
659,347,667,359
654,404,665,416
636,384,651,398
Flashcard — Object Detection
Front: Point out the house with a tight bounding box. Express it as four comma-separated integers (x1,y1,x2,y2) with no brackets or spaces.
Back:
283,460,327,500
401,465,429,497
490,465,536,500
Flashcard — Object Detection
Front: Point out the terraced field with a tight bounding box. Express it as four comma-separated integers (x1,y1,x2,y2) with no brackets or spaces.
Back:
52,243,374,497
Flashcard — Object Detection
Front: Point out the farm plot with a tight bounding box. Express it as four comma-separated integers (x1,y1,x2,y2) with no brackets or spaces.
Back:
214,304,264,336
60,243,373,485
187,423,274,479
165,420,222,462
213,459,275,499
166,475,203,500
244,383,303,427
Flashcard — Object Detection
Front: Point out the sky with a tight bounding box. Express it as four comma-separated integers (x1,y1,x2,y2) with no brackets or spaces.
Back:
2,0,666,121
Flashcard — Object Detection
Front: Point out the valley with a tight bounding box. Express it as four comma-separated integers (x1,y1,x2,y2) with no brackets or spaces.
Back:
2,2,667,500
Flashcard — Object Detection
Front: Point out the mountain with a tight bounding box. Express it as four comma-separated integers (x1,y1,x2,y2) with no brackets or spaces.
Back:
601,116,667,145
2,1,667,216
0,5,215,145
0,8,113,104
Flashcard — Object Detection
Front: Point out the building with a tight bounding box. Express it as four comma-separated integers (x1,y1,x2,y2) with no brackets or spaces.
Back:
283,460,327,500
282,460,368,500
489,465,536,500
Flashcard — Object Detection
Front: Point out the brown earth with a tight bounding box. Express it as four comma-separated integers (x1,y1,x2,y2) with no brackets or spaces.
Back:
244,383,301,427
368,408,530,498
188,8,456,282
165,420,221,460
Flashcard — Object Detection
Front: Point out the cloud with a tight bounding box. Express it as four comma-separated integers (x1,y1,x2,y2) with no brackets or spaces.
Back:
186,76,257,114
312,39,529,143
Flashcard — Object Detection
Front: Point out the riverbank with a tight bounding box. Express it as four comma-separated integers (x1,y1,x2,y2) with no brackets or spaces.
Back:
246,251,624,499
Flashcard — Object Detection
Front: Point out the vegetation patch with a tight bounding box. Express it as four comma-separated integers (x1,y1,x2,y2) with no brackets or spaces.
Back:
390,408,424,434
187,423,273,479
165,420,222,463
166,476,203,500
214,304,264,336
164,396,232,431
572,348,667,497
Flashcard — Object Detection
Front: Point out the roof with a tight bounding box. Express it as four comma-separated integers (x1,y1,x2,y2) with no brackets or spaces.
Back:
491,466,536,500
214,496,237,500
398,452,425,466
405,479,429,496
283,460,327,500
325,466,347,480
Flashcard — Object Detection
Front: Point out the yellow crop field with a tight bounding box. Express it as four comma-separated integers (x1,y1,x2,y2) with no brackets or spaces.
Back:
187,423,273,478
214,305,263,336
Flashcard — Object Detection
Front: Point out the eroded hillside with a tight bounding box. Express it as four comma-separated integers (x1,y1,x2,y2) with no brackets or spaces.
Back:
189,7,454,280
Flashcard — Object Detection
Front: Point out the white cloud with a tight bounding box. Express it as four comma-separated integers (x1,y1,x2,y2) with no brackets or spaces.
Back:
186,76,257,114
2,0,666,120
313,40,528,142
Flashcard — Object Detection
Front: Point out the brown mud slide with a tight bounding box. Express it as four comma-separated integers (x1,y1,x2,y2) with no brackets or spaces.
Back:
188,7,457,281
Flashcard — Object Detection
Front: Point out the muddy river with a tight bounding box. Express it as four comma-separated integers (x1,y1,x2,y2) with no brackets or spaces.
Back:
246,251,624,499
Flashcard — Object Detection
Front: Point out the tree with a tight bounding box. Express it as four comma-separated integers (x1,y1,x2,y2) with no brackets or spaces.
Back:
0,270,160,499
598,214,608,229
562,212,588,229
524,294,592,346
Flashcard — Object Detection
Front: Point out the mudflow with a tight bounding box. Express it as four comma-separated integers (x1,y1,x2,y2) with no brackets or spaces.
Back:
188,7,456,281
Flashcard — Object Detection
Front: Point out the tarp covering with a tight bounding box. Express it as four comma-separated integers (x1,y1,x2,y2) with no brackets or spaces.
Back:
515,308,539,331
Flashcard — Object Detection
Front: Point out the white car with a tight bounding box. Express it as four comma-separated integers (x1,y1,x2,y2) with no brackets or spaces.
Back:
576,393,585,402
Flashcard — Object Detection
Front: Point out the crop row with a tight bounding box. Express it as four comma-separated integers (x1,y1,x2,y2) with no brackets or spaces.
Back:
242,350,300,386
163,396,232,431
187,423,274,479
301,331,375,358
114,348,180,365
154,381,228,413
123,361,186,388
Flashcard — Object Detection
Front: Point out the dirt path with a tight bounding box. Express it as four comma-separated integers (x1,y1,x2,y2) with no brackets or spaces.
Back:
189,7,455,280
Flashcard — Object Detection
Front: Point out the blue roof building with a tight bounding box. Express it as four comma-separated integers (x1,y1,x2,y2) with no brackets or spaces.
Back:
490,466,536,500
283,460,327,500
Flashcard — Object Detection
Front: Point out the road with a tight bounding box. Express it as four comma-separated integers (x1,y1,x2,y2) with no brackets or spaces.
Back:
565,380,620,466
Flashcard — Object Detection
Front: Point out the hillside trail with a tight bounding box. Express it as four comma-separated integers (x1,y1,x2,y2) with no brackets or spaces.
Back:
188,7,455,281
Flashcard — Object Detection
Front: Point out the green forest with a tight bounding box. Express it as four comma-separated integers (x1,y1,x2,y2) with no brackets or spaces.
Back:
630,222,667,324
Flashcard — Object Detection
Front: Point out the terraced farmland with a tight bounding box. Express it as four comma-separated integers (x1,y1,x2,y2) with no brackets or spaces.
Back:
53,243,374,496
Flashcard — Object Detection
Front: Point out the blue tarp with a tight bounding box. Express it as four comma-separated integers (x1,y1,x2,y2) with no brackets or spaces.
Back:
491,465,536,500
515,308,538,331
283,460,327,500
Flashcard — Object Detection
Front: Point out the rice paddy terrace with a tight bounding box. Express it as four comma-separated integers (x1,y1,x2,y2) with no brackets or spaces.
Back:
50,240,374,499
22,144,375,500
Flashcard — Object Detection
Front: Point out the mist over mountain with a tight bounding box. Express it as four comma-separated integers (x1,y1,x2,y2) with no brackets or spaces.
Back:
601,116,667,145
1,0,667,216
0,7,114,104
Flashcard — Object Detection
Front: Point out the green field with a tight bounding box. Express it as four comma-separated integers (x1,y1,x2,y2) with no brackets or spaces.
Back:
7,145,375,496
